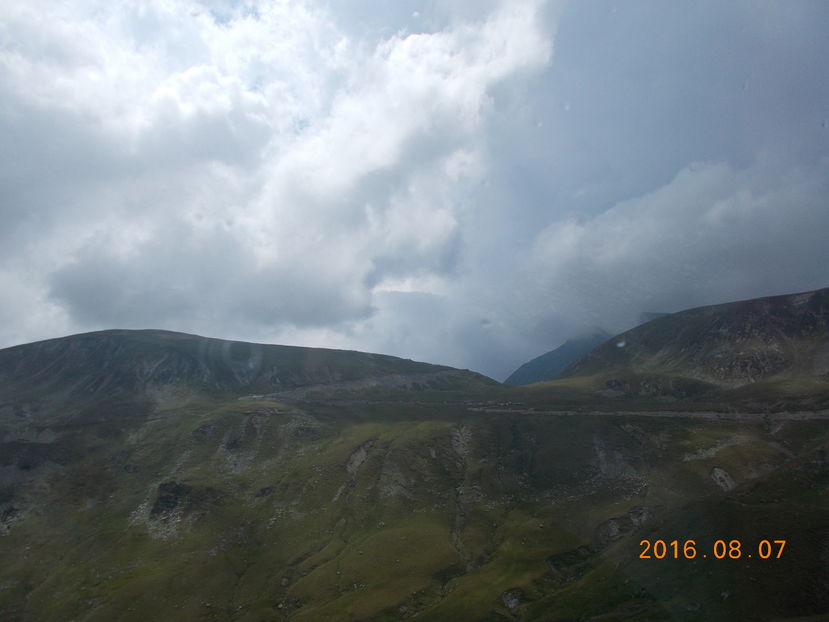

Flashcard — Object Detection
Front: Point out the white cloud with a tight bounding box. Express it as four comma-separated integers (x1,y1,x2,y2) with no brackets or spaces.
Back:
526,156,829,333
0,268,71,348
0,0,554,349
3,0,828,383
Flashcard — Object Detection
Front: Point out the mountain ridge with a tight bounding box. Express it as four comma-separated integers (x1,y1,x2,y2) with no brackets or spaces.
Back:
561,287,829,394
2,293,829,620
0,328,497,404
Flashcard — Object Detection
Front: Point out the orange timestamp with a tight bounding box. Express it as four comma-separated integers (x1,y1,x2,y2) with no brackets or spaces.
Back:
639,539,786,560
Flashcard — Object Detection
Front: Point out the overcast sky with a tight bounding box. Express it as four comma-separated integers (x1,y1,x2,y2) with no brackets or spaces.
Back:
2,0,828,380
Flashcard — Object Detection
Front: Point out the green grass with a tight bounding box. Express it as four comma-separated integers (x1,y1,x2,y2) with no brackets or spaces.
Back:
2,392,829,621
3,321,829,619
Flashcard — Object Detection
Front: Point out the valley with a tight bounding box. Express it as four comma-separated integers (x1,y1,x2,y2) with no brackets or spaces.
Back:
1,288,828,621
2,387,828,620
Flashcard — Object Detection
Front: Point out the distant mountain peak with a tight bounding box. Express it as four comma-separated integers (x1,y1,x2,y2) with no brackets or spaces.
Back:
504,328,611,386
0,329,497,406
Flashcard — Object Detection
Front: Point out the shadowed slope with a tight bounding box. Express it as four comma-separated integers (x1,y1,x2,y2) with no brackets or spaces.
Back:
0,329,497,402
564,287,829,386
504,330,611,386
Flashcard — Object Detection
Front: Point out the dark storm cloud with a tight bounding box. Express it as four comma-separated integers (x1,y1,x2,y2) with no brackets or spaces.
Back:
48,218,375,331
481,0,829,224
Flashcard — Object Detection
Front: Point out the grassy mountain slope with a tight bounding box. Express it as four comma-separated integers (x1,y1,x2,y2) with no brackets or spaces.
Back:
0,329,497,397
565,287,829,384
1,324,828,620
0,330,496,425
549,287,829,409
1,392,828,621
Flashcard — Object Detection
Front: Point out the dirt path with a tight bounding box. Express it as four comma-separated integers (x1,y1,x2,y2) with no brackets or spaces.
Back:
464,407,829,420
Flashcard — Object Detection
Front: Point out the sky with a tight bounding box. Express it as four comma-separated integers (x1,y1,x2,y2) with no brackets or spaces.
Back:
2,0,828,381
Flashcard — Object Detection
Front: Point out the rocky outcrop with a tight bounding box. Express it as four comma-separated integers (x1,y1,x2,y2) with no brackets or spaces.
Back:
710,467,737,491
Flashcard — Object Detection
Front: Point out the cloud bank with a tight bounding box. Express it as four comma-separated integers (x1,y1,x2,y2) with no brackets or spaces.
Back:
1,0,827,380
